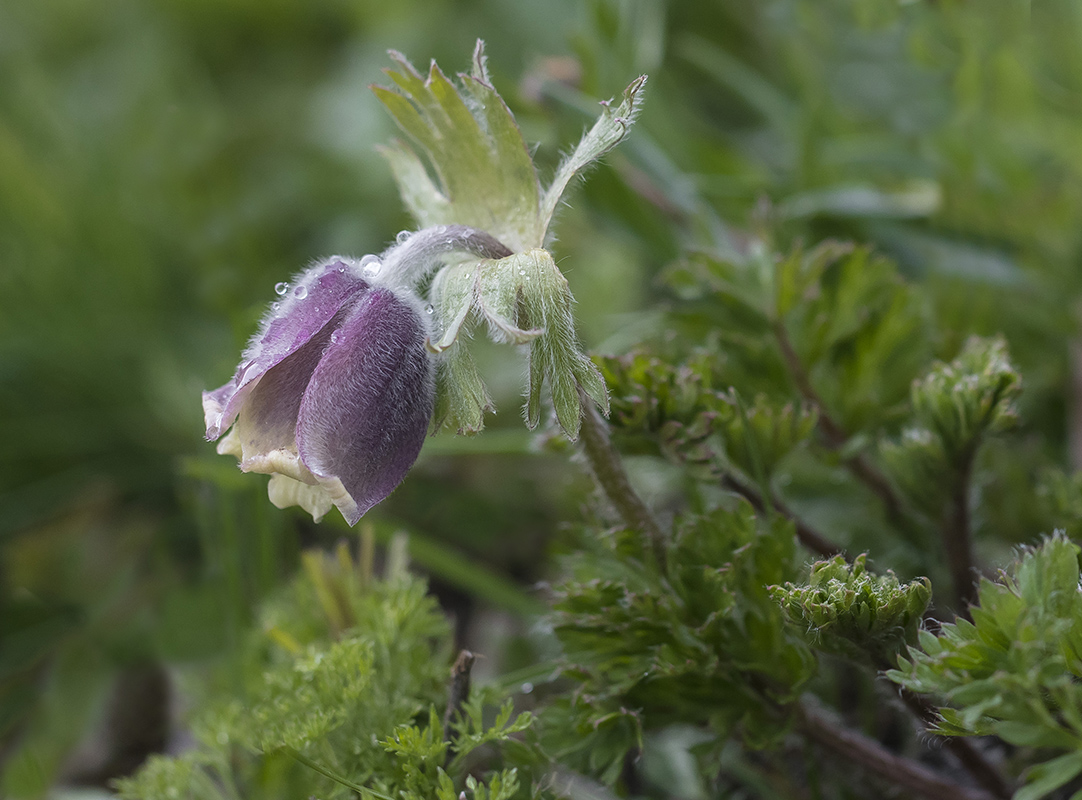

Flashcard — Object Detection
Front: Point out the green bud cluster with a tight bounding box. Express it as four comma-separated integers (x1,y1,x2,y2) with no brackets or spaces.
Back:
911,336,1020,464
772,554,931,665
883,336,1021,511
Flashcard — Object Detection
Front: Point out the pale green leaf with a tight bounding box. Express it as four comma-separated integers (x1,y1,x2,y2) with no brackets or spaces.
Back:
540,74,648,234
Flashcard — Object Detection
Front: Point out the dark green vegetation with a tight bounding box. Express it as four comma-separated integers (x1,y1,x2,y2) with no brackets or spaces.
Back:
5,1,1082,799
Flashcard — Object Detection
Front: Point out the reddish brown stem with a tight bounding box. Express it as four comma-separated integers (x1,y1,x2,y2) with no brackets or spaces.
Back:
798,701,1000,800
773,321,908,524
720,473,842,558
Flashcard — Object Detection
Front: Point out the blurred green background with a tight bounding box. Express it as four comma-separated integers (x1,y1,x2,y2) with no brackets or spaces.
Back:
4,0,1082,795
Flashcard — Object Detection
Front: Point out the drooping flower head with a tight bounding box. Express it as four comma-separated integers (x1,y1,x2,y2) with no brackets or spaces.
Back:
204,43,644,525
203,226,510,524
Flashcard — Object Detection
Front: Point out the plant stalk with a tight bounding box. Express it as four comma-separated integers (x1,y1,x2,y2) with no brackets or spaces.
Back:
578,391,667,569
720,472,842,558
773,321,908,524
797,701,999,800
945,454,978,617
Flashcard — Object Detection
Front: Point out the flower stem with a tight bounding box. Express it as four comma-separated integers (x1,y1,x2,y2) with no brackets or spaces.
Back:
578,390,667,569
378,225,512,289
284,746,392,800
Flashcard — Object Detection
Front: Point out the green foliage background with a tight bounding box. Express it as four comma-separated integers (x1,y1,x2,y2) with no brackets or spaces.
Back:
5,0,1082,798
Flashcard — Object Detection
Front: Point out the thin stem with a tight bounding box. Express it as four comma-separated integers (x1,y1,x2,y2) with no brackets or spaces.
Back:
578,391,667,569
772,321,908,523
377,225,512,290
720,473,842,558
796,701,999,800
443,650,475,739
443,649,475,769
285,746,392,800
945,454,978,618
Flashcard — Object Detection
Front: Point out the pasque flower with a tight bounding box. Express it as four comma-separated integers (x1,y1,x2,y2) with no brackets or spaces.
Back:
204,43,643,525
203,226,510,525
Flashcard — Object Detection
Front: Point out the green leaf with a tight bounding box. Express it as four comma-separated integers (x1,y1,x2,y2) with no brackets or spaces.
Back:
373,43,542,251
1015,751,1082,800
539,74,648,234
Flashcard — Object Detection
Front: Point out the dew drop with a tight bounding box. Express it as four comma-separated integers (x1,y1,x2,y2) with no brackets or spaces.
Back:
271,302,281,311
396,230,412,244
293,285,308,299
360,254,382,279
520,682,534,694
519,269,526,275
274,281,289,296
330,331,339,344
424,303,434,315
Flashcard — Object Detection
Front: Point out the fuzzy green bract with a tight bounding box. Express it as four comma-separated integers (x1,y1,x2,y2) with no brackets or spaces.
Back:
888,534,1082,800
373,41,644,439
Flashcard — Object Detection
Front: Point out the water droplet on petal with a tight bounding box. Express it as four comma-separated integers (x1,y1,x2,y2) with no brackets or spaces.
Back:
396,230,412,244
330,331,339,344
274,282,289,296
424,303,434,315
519,269,526,276
271,302,280,310
360,254,382,279
293,285,308,299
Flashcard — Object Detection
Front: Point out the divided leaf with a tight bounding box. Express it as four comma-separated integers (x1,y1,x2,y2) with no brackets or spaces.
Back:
888,534,1082,799
373,43,542,252
539,74,648,234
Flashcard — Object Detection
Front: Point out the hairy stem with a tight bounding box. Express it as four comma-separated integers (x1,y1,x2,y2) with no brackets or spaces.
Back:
579,391,667,569
797,702,999,800
377,224,512,290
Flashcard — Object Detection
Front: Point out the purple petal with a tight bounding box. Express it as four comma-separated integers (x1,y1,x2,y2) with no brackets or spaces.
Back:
203,258,369,439
296,288,435,524
228,309,344,473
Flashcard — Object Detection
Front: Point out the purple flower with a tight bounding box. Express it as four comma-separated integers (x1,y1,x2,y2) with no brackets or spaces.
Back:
203,255,434,525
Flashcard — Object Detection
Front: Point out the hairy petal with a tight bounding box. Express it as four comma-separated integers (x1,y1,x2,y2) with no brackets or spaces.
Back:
203,258,369,439
296,288,435,525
